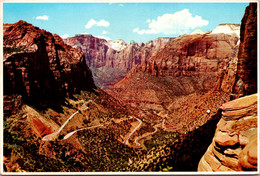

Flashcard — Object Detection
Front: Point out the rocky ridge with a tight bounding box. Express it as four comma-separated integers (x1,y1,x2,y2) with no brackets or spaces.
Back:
3,20,95,107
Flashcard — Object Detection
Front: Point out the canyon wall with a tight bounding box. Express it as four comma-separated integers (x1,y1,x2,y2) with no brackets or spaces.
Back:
3,20,95,107
107,29,240,111
135,32,239,78
64,35,173,89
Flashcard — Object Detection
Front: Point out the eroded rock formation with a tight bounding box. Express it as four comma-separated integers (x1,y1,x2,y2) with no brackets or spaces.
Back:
198,94,257,171
3,20,95,106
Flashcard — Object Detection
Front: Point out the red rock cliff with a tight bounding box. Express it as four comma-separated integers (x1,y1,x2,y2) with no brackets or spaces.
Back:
3,20,95,106
232,3,257,98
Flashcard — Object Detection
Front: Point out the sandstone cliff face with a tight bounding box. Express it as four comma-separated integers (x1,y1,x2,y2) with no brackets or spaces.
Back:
232,3,257,98
64,35,173,89
198,94,258,171
3,20,95,106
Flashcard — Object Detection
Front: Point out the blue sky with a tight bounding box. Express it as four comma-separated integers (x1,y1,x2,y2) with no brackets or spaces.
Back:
3,2,249,43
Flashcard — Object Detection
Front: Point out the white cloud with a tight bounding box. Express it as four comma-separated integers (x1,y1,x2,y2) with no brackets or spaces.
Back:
85,19,96,29
95,35,111,41
133,27,156,35
102,30,108,34
133,28,139,33
60,34,69,39
36,15,49,20
97,20,110,27
133,9,208,35
85,19,110,29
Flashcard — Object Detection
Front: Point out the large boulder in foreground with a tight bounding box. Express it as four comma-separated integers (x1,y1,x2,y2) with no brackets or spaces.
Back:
198,94,258,171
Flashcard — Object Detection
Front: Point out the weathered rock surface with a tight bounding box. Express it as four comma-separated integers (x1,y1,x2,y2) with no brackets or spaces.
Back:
64,35,173,89
3,20,95,106
232,3,257,98
198,93,258,171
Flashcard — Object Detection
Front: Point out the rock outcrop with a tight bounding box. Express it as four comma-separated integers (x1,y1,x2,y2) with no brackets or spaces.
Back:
232,3,257,98
64,35,173,89
3,20,95,106
198,94,258,171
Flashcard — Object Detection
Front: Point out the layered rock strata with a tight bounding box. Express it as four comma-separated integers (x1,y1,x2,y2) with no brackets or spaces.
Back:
3,20,95,106
198,94,258,171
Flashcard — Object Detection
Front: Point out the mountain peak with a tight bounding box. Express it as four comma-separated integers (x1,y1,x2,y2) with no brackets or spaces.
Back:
211,23,240,37
191,29,204,35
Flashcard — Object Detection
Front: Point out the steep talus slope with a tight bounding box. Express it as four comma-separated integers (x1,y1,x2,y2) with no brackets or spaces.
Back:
64,35,173,89
3,20,95,107
198,3,258,172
